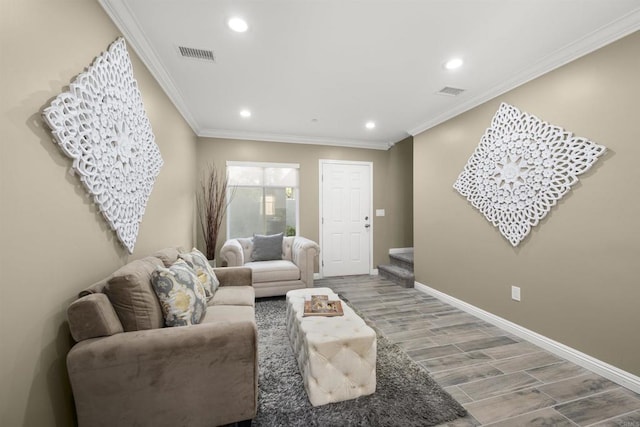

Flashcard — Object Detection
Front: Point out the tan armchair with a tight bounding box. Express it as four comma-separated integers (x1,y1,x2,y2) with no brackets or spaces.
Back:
220,235,320,298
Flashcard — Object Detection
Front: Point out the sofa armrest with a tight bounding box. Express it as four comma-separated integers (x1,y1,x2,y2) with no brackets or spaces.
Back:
68,320,258,427
214,266,252,287
68,293,123,342
291,236,320,287
220,239,245,267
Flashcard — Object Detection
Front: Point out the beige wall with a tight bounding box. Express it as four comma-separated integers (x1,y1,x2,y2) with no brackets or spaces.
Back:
0,1,197,426
386,136,413,248
196,136,414,268
413,32,640,376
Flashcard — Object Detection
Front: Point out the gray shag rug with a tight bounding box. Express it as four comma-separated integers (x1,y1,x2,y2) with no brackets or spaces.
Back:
252,297,467,427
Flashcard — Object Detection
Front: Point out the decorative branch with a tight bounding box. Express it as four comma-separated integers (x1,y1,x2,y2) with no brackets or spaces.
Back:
197,163,234,260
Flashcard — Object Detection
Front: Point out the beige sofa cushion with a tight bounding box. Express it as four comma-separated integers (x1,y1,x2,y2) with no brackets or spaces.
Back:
68,293,123,342
213,267,252,287
245,260,300,283
152,247,182,267
105,256,165,332
202,305,255,324
210,286,255,307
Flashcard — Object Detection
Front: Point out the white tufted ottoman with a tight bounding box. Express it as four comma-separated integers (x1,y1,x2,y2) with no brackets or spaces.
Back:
286,288,376,406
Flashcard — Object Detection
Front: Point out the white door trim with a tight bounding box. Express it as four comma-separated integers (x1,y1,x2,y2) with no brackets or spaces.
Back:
319,159,374,278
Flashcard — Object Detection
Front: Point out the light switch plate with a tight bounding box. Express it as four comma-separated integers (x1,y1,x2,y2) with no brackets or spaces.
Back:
376,209,385,216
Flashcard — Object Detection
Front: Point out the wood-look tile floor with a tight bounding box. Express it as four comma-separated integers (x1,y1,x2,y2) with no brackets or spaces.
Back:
315,275,640,427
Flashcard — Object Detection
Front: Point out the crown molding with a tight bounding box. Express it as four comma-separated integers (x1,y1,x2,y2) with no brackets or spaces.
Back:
198,128,392,150
98,0,200,134
408,8,640,136
100,1,640,147
100,0,396,150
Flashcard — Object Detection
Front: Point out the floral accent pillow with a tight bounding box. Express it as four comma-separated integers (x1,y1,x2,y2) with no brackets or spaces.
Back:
151,260,207,327
178,248,220,300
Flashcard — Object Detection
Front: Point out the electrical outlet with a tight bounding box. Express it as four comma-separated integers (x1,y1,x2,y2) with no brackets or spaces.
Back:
511,286,521,302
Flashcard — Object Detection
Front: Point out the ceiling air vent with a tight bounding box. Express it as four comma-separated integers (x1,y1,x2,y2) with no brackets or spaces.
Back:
436,86,465,97
178,46,215,62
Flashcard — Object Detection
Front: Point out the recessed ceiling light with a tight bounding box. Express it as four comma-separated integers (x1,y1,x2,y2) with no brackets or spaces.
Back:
228,17,248,33
445,58,463,70
365,121,376,129
240,109,251,118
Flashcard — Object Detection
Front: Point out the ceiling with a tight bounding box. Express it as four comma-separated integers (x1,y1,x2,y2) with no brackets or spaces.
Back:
99,0,640,150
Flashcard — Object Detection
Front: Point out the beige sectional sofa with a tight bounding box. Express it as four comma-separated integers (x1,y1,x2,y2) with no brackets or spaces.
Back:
66,247,257,427
220,235,320,298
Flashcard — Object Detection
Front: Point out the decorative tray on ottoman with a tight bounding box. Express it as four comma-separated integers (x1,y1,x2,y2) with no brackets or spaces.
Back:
303,295,344,317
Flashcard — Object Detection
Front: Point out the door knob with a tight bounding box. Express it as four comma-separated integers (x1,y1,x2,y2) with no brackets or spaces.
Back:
364,224,370,228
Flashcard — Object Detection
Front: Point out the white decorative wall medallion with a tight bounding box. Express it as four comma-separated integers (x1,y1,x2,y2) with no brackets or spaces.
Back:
42,38,163,253
453,103,605,246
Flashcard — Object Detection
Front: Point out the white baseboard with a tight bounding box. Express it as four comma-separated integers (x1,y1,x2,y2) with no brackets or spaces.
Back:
314,273,321,280
389,247,414,254
371,268,379,276
415,281,640,394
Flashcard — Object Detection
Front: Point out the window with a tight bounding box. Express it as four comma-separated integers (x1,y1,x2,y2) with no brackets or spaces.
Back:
226,162,299,238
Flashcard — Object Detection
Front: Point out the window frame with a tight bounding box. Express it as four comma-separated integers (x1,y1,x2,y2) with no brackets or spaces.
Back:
226,161,300,239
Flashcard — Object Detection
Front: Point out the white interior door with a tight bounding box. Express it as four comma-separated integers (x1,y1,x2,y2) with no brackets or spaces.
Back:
320,160,372,277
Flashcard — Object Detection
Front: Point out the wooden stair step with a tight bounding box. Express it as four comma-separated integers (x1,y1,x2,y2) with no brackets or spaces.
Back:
378,264,414,288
